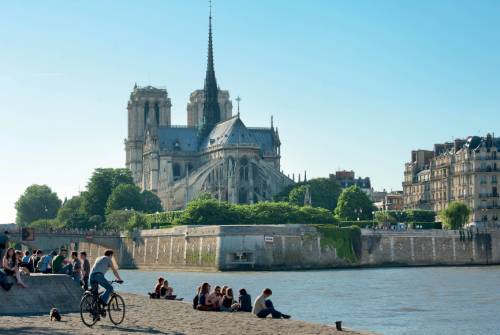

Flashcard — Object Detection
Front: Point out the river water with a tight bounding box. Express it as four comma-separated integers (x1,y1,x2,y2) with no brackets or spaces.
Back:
116,266,500,335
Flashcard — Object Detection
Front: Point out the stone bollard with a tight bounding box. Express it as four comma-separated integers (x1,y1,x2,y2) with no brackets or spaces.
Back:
335,321,343,331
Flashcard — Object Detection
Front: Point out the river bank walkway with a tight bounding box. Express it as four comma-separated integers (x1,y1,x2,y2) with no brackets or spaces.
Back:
0,293,375,335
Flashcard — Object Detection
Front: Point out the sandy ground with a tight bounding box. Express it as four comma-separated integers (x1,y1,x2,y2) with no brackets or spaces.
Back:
0,293,376,335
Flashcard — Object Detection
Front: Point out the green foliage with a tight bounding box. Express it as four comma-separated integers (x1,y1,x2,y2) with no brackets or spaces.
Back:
106,184,143,213
173,200,335,226
29,219,63,230
338,220,375,227
82,168,134,218
141,190,163,213
15,184,62,226
405,209,436,223
56,196,94,229
439,201,471,230
314,225,361,263
334,186,375,221
104,210,135,230
126,212,148,232
282,178,342,210
374,211,397,225
145,211,184,227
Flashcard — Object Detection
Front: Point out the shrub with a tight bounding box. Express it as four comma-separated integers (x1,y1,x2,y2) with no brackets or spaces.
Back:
29,219,62,230
405,209,436,223
314,225,361,263
104,210,135,230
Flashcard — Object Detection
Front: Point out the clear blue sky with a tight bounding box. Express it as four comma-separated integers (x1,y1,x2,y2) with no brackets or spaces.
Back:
1,0,499,223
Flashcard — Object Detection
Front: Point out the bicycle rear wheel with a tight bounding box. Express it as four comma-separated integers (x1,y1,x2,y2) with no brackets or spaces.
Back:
108,293,125,325
80,293,98,327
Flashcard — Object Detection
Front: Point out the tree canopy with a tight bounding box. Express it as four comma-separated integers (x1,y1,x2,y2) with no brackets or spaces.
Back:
439,201,471,230
279,178,342,210
15,184,62,226
141,190,163,213
82,168,134,218
334,186,374,221
106,184,143,213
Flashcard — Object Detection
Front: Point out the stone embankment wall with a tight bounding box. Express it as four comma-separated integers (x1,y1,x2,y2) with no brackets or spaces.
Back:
78,225,500,271
0,274,82,315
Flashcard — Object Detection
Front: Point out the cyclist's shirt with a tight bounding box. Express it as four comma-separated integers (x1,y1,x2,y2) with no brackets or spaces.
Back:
90,256,112,275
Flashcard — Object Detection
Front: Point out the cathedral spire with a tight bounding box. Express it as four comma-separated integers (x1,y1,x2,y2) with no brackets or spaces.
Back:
199,0,221,142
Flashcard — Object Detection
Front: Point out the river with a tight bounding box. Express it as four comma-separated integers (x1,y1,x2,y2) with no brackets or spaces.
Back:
116,266,500,335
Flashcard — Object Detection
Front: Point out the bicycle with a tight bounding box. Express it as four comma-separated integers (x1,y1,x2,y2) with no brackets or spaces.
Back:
80,279,125,327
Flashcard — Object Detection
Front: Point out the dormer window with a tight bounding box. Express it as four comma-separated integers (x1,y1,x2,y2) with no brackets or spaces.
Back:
173,140,180,151
210,139,215,145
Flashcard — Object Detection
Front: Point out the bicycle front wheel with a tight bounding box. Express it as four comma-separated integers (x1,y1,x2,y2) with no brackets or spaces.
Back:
80,293,98,327
108,293,125,325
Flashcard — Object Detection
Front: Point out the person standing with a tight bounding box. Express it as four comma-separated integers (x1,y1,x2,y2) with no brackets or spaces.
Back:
0,231,10,264
89,249,123,306
252,288,290,319
80,251,91,290
71,251,82,284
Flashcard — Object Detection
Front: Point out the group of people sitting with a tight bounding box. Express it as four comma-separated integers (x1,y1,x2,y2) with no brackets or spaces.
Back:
148,276,180,300
194,283,290,319
0,246,92,291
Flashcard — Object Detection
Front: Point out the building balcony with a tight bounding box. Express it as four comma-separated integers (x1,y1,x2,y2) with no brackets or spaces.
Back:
476,205,500,210
475,167,499,172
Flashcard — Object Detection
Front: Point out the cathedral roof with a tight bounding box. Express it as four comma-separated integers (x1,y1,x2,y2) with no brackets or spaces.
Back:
201,116,256,149
159,127,198,152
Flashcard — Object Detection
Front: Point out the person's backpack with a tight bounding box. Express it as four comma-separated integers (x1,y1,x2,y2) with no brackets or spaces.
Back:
0,270,12,291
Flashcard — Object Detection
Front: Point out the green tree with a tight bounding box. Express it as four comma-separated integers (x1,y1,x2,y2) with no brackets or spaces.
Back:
334,186,375,221
104,210,135,230
29,219,62,230
82,168,134,218
15,184,62,226
439,201,471,230
141,190,163,213
56,196,93,229
106,184,143,213
287,178,342,210
374,211,397,225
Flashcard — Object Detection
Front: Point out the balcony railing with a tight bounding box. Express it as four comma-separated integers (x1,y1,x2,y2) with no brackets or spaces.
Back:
479,193,500,199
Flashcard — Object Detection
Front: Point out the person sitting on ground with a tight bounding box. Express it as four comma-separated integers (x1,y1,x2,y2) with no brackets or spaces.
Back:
206,285,222,310
52,249,73,275
80,251,91,290
89,249,123,308
149,277,164,298
252,288,290,319
71,251,82,284
233,288,252,312
2,248,27,288
220,287,236,312
160,280,175,299
197,282,217,311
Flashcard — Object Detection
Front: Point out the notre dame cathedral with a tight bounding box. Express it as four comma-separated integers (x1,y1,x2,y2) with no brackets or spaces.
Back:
124,11,293,210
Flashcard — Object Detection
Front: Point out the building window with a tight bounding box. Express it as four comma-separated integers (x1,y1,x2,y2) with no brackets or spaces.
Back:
173,163,181,180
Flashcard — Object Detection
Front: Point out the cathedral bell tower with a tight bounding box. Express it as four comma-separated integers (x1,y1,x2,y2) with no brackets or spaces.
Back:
125,84,172,186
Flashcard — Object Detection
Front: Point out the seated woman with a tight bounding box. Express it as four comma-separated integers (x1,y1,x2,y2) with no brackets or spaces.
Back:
16,250,31,275
206,285,222,310
234,288,252,312
220,287,236,312
196,282,210,310
2,248,27,288
160,280,174,299
149,277,164,299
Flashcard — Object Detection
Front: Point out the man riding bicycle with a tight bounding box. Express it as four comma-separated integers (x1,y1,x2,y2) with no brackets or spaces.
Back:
89,249,123,306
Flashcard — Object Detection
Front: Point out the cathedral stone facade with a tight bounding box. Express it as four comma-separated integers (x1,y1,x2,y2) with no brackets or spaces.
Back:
125,13,293,210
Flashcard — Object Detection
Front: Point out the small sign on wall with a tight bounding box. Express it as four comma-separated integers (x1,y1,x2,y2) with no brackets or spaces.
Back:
264,236,274,243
